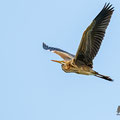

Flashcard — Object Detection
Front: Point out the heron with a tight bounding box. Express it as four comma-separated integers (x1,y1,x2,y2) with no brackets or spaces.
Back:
117,106,120,115
43,3,114,81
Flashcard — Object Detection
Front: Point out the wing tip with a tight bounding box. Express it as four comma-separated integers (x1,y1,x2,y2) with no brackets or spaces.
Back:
43,42,48,50
94,2,114,23
103,2,114,12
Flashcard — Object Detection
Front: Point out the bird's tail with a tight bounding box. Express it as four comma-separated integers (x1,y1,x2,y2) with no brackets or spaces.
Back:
94,72,113,81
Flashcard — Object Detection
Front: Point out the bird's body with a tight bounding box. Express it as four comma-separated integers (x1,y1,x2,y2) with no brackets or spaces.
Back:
43,3,114,81
60,59,94,75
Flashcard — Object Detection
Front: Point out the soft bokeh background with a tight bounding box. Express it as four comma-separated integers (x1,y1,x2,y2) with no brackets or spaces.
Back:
0,0,120,120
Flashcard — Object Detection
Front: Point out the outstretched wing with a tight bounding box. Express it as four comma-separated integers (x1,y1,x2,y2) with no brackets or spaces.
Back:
43,43,75,60
75,3,114,67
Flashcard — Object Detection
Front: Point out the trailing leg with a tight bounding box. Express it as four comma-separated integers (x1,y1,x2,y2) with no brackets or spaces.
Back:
94,72,113,81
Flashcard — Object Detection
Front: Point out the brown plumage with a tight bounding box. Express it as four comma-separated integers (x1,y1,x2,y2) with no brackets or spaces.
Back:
43,3,114,81
117,106,120,115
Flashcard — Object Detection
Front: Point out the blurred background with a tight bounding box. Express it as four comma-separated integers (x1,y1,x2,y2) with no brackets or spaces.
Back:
0,0,120,120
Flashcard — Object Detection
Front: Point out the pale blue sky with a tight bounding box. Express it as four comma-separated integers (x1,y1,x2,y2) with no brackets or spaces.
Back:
0,0,120,120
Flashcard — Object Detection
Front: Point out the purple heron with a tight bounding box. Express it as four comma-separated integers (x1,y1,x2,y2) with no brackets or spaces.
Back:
43,3,114,81
117,106,120,115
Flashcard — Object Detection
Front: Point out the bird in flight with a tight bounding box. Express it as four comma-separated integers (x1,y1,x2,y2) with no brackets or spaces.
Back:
43,3,114,81
117,106,120,115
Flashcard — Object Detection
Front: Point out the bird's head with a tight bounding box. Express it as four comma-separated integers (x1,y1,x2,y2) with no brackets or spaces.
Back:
51,60,68,72
51,60,72,73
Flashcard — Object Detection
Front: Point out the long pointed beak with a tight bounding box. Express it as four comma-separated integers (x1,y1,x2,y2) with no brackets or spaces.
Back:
51,60,65,64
